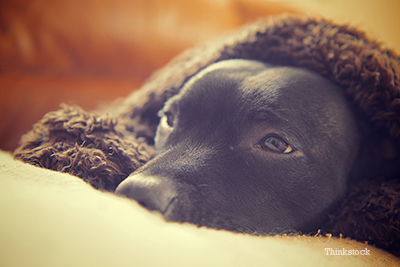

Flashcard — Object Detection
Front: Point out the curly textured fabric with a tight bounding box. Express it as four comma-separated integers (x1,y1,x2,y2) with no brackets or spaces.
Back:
14,104,154,191
14,15,400,256
326,179,400,256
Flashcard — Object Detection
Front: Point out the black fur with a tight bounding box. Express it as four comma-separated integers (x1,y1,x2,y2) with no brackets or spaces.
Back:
116,59,376,234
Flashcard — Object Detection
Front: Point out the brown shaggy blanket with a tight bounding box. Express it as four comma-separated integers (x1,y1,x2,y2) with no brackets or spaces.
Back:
14,15,400,256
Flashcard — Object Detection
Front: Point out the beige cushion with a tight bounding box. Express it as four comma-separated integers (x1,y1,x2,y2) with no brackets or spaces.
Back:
0,150,398,267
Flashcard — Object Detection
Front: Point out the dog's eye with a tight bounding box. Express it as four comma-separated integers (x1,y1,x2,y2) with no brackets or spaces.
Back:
261,136,293,154
164,111,175,127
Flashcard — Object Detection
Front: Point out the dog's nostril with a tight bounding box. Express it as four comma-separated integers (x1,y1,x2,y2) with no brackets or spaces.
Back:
115,174,177,214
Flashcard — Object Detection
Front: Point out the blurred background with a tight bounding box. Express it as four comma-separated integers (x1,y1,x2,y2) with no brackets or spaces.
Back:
1,0,399,152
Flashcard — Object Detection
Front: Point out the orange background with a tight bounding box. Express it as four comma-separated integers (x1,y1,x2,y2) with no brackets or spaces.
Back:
1,0,399,152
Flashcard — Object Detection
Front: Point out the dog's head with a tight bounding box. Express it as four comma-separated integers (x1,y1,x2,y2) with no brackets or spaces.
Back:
116,59,378,234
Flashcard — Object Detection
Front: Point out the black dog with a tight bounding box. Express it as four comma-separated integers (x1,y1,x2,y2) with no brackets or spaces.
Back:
115,59,378,234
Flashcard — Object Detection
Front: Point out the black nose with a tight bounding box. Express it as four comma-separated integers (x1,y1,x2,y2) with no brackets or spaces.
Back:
115,174,177,213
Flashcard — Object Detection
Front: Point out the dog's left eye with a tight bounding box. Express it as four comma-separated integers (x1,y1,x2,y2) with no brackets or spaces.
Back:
164,111,175,127
261,136,293,154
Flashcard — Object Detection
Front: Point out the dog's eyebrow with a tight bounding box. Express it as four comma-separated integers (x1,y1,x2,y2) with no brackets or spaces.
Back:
249,108,286,124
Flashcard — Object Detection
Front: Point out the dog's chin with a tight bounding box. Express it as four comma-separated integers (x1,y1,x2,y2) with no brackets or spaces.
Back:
161,199,299,236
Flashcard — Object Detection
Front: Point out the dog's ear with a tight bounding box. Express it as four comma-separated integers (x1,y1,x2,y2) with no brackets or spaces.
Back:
377,137,400,178
324,178,400,257
324,118,400,256
381,138,399,160
348,112,400,183
13,104,154,191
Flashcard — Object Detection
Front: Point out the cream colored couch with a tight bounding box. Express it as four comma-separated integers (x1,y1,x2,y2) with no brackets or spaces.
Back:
1,150,399,267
